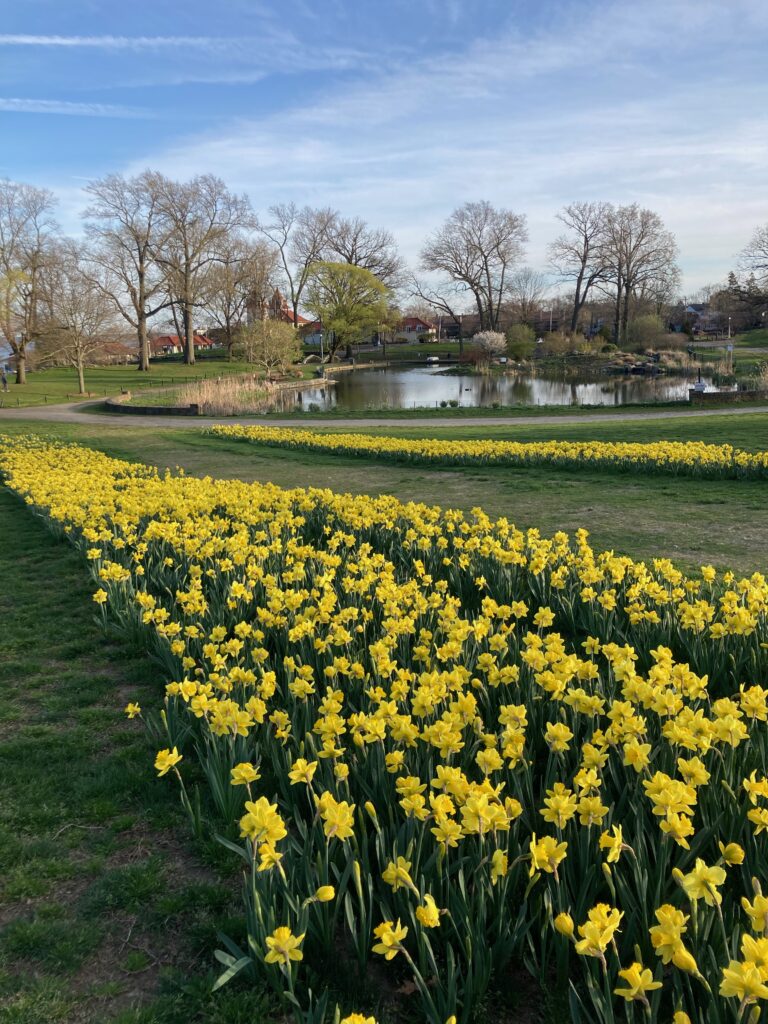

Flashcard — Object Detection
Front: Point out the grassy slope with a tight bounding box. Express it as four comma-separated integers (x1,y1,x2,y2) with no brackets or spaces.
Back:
0,361,254,409
1,416,767,574
0,486,273,1024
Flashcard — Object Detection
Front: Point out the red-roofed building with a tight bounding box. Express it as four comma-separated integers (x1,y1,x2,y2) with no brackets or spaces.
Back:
248,288,311,326
149,334,217,356
394,316,437,342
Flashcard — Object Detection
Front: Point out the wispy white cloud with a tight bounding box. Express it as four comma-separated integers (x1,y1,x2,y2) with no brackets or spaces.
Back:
0,33,234,50
23,0,768,289
0,31,379,87
0,97,150,117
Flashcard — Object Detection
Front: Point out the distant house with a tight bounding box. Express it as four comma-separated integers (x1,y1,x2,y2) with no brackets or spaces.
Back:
149,334,217,356
676,303,724,336
301,321,323,346
93,341,137,365
394,316,437,342
440,312,560,339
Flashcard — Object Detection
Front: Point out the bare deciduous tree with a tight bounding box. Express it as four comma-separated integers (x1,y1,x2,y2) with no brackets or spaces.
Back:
37,243,120,394
548,201,612,332
409,273,469,349
600,205,679,344
324,215,403,288
0,180,59,384
740,224,768,286
255,203,336,328
506,267,549,325
203,236,279,358
152,173,251,364
420,201,527,331
83,172,171,372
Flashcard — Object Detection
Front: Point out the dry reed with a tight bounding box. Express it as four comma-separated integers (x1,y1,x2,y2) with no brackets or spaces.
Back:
178,375,272,416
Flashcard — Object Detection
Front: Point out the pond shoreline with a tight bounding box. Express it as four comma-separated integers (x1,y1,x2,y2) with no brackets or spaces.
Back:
95,360,746,418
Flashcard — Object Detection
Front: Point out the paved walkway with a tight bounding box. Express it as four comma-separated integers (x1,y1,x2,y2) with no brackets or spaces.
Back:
1,399,768,430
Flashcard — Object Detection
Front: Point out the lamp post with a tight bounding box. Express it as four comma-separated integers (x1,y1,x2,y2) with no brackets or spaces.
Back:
727,316,731,340
319,316,324,366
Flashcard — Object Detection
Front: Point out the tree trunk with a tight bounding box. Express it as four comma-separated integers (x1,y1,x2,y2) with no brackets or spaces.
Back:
77,359,86,395
225,319,233,361
571,268,585,333
612,268,623,344
138,315,150,372
475,294,486,331
15,348,26,384
621,282,631,346
570,303,580,334
184,301,195,365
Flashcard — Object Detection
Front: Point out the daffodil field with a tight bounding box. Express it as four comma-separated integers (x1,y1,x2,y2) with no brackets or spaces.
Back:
4,434,768,1024
209,424,768,480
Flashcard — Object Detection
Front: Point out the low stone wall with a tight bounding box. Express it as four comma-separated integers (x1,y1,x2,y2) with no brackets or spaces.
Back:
689,388,768,405
105,396,200,416
279,377,335,389
323,362,387,374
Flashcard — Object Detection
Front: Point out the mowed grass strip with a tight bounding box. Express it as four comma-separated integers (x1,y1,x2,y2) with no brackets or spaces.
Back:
0,485,273,1024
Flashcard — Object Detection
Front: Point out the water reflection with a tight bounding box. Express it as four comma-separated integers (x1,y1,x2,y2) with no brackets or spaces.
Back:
270,367,722,412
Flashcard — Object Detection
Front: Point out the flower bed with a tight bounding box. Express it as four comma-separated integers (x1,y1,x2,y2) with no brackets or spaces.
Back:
209,424,768,480
2,435,768,1023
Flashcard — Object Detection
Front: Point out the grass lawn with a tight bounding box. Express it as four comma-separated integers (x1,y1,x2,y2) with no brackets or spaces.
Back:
731,327,768,349
0,360,256,409
0,485,274,1024
1,416,767,573
319,341,462,362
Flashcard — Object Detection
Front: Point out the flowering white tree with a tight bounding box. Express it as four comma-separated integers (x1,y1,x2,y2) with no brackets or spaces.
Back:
471,330,507,365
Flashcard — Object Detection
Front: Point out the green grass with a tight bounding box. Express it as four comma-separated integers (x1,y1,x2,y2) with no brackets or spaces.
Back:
0,484,274,1024
302,341,462,362
731,327,768,349
0,359,256,408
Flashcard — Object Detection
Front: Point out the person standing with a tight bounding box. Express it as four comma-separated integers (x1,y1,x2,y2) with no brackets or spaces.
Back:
1,368,8,392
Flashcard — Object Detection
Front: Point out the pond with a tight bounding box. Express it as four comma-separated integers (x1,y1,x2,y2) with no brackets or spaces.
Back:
272,366,723,412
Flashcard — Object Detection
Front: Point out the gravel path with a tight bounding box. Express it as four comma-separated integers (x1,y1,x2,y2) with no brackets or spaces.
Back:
1,399,768,430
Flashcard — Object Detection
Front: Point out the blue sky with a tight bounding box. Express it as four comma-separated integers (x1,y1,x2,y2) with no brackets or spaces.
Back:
2,0,767,290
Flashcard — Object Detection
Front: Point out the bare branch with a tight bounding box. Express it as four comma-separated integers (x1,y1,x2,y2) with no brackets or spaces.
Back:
420,201,527,331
